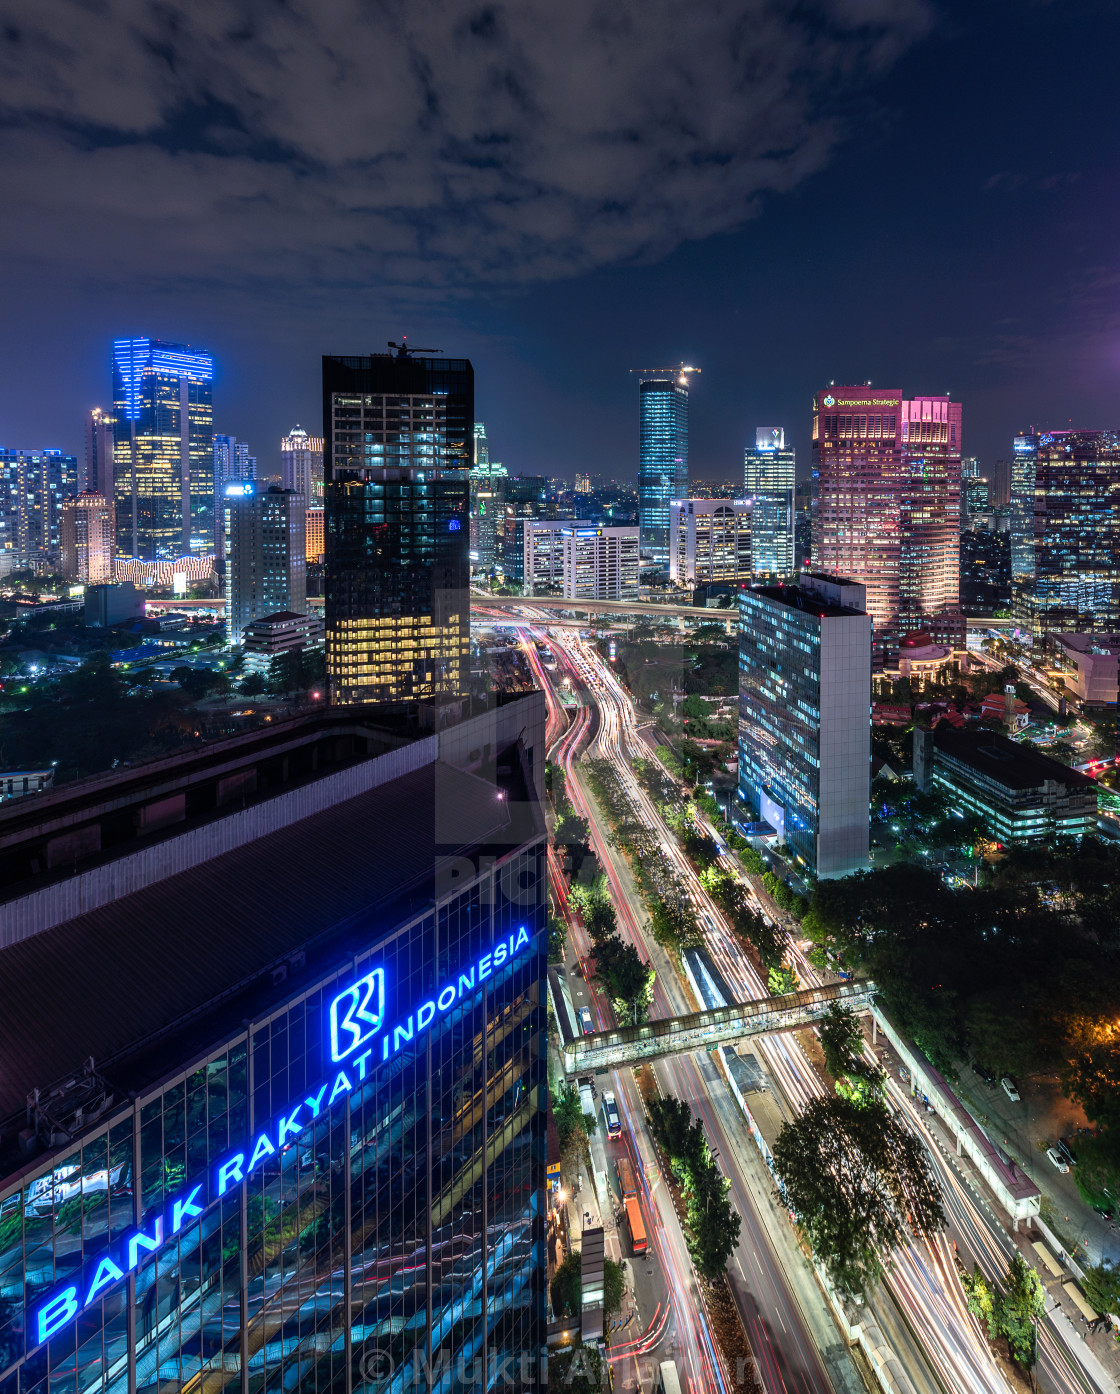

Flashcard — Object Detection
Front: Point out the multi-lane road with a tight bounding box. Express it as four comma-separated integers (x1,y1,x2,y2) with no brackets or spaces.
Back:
481,606,1105,1394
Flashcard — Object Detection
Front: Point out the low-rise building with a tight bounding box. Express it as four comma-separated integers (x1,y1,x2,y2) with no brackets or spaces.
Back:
84,580,144,627
1050,632,1119,705
914,725,1098,843
0,769,54,802
242,610,325,673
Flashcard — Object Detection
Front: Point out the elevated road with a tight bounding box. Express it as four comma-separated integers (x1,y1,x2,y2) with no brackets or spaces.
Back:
558,979,875,1076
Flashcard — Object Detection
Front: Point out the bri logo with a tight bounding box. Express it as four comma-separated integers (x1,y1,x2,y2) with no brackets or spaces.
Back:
329,968,386,1063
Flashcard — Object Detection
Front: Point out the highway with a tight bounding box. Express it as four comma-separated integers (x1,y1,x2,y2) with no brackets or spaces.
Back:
494,603,1104,1394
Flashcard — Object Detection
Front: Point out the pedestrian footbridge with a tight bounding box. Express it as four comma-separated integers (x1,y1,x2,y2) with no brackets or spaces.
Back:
557,978,876,1077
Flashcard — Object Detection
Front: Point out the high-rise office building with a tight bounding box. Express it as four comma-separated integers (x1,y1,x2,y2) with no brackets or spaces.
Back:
59,491,115,583
739,571,871,878
0,448,79,569
212,435,257,564
280,425,324,505
305,504,325,563
633,364,696,567
469,438,508,575
522,520,566,595
85,407,115,497
322,350,471,707
574,473,592,495
501,477,549,583
794,480,813,569
959,513,1011,612
1010,432,1039,578
561,525,639,600
812,387,962,636
743,427,795,579
225,484,307,646
1010,430,1120,633
989,457,1013,508
669,499,752,586
112,337,215,562
0,694,547,1394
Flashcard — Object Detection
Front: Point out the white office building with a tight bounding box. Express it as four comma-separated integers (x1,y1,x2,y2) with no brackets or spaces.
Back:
743,426,795,579
561,526,639,601
670,499,752,587
739,571,871,878
523,520,566,595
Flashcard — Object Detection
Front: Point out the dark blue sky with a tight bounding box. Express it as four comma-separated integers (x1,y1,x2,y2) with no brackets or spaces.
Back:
1,0,1116,483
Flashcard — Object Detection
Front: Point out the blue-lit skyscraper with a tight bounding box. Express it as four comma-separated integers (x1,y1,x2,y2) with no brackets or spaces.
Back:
634,365,696,567
743,427,795,579
1010,431,1038,579
112,337,215,562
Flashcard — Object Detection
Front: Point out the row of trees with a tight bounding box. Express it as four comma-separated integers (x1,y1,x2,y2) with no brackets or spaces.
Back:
800,853,1120,1206
568,879,655,1025
647,1096,742,1278
962,1256,1046,1371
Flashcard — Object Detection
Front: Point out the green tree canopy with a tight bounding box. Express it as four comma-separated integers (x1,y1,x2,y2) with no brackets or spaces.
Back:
772,1094,944,1295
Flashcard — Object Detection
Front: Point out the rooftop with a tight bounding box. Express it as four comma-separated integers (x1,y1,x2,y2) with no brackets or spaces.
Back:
933,726,1098,793
0,696,545,1172
744,582,865,620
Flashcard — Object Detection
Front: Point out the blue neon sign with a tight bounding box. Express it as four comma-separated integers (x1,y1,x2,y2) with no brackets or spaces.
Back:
329,967,385,1062
31,927,532,1349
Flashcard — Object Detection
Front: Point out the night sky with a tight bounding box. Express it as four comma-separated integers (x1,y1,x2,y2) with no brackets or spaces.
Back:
2,0,1117,483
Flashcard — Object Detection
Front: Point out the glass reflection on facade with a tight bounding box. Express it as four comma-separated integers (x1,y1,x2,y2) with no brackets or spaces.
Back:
0,859,545,1394
111,339,215,563
636,371,692,567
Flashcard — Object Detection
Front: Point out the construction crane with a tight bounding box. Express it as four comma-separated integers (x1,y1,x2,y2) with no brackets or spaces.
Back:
387,336,442,359
629,363,700,386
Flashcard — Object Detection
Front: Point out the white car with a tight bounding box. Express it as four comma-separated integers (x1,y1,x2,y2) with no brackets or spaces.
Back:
1046,1146,1070,1174
1001,1077,1021,1102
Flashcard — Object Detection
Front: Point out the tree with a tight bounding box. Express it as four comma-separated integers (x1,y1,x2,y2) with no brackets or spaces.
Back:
548,915,567,964
550,1250,582,1316
240,672,267,696
962,1266,999,1341
739,845,765,875
682,694,713,720
555,810,591,848
552,1084,595,1151
647,1096,706,1168
547,1343,603,1394
648,1095,741,1278
593,934,655,1025
771,1094,944,1295
818,1002,882,1103
1083,1258,1120,1318
767,964,799,996
999,1253,1045,1369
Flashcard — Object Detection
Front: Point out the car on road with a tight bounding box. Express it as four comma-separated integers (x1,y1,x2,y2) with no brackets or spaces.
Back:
1001,1077,1021,1102
1058,1137,1078,1166
578,1007,594,1035
972,1062,996,1087
602,1092,622,1139
1046,1146,1070,1174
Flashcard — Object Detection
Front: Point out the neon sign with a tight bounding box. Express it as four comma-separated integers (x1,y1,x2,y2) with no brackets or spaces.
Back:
32,927,532,1348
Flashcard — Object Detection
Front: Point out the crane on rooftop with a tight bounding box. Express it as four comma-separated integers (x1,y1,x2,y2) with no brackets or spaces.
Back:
387,336,442,359
629,363,700,386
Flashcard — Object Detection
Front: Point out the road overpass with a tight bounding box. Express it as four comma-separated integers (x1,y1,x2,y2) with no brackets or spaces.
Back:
473,594,733,623
556,978,875,1076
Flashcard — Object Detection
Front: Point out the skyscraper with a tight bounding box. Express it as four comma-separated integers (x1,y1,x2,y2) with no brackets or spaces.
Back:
112,337,214,562
322,349,471,707
60,491,115,583
1010,432,1039,578
739,571,871,878
669,499,752,586
0,448,78,569
85,407,114,497
1011,430,1120,633
812,387,962,636
280,425,324,505
469,426,508,574
212,435,257,563
225,485,307,646
633,364,696,567
743,427,795,579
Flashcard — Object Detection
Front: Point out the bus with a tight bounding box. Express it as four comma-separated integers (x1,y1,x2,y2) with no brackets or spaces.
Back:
602,1091,622,1138
624,1195,647,1257
655,1361,682,1394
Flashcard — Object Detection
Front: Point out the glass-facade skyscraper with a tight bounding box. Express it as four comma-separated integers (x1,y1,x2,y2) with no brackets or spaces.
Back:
635,367,694,567
322,351,472,707
0,698,547,1394
0,449,79,569
812,387,962,637
1010,432,1039,579
112,338,214,562
739,572,871,877
1010,430,1120,633
225,485,307,646
743,427,795,579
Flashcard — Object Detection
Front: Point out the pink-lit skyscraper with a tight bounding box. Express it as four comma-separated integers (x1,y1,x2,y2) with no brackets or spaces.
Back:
812,386,962,636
